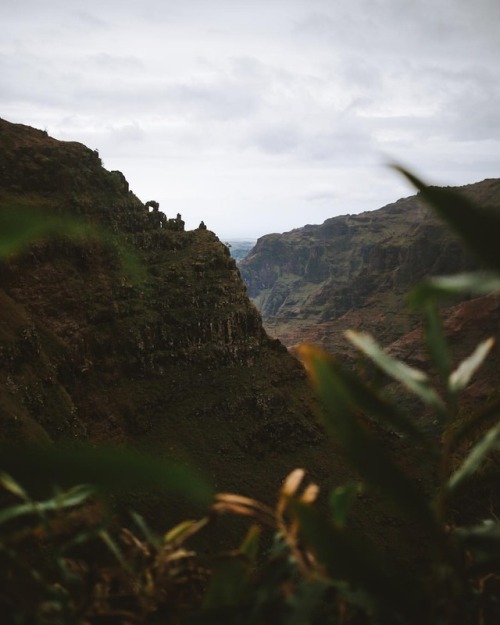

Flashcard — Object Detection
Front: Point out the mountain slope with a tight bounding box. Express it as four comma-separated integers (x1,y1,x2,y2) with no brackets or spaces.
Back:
240,179,500,354
0,118,351,516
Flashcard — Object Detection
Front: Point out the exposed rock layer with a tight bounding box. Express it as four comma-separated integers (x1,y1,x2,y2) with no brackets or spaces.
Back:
240,179,500,356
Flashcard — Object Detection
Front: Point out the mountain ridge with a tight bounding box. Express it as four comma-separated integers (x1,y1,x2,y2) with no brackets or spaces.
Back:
240,178,500,355
0,118,350,519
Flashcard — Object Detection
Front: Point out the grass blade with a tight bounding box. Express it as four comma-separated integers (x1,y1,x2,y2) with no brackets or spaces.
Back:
0,484,95,526
345,330,445,411
0,472,30,501
448,423,500,494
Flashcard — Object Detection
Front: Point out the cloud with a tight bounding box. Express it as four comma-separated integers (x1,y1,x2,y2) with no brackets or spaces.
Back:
0,0,499,238
303,187,338,203
250,124,301,154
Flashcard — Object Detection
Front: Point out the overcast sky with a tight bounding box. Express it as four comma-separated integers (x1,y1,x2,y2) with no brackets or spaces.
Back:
1,0,499,238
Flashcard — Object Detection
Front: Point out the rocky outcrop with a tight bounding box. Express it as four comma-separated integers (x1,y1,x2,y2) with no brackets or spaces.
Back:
0,119,352,515
240,180,500,355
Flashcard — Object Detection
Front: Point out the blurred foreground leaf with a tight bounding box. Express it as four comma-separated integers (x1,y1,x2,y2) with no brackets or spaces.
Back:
0,204,145,282
294,502,422,619
345,330,445,412
394,167,500,273
329,482,361,527
409,272,500,307
0,483,95,526
448,337,495,393
422,303,452,383
447,423,500,494
298,345,436,530
454,520,500,564
0,206,91,258
0,443,214,508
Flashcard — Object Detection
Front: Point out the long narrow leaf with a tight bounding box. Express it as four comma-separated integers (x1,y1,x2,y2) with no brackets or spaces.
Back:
394,167,500,273
345,330,445,411
294,502,423,619
239,524,261,562
0,472,29,501
422,303,452,382
298,345,436,530
329,483,361,527
0,206,89,258
409,272,500,307
0,443,214,508
202,558,251,609
0,484,95,526
321,357,433,449
448,423,500,493
0,205,144,282
99,529,133,574
454,520,500,562
448,337,495,393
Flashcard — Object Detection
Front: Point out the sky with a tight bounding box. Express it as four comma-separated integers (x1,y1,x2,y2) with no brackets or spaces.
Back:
1,0,499,239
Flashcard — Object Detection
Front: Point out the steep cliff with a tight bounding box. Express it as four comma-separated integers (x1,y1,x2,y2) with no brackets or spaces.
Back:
240,180,500,355
0,119,349,513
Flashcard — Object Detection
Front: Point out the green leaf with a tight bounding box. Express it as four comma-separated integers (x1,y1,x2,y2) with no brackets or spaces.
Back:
298,345,436,530
286,579,329,625
0,204,144,283
239,524,261,562
329,482,361,527
448,423,500,493
454,520,500,563
99,529,133,574
0,472,29,501
422,303,452,382
0,443,214,508
202,557,251,609
130,511,162,548
409,272,500,307
448,337,495,393
394,167,500,273
294,502,422,619
0,205,91,257
345,330,445,411
55,483,96,508
322,357,432,449
164,518,209,546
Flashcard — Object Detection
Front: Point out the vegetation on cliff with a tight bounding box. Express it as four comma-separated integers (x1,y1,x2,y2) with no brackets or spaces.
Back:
0,118,354,526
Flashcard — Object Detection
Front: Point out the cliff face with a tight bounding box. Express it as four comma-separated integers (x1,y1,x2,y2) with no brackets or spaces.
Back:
0,119,346,508
240,180,500,354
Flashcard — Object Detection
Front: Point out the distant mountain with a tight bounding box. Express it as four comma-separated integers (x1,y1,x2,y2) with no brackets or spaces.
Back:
240,179,500,357
225,238,256,263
